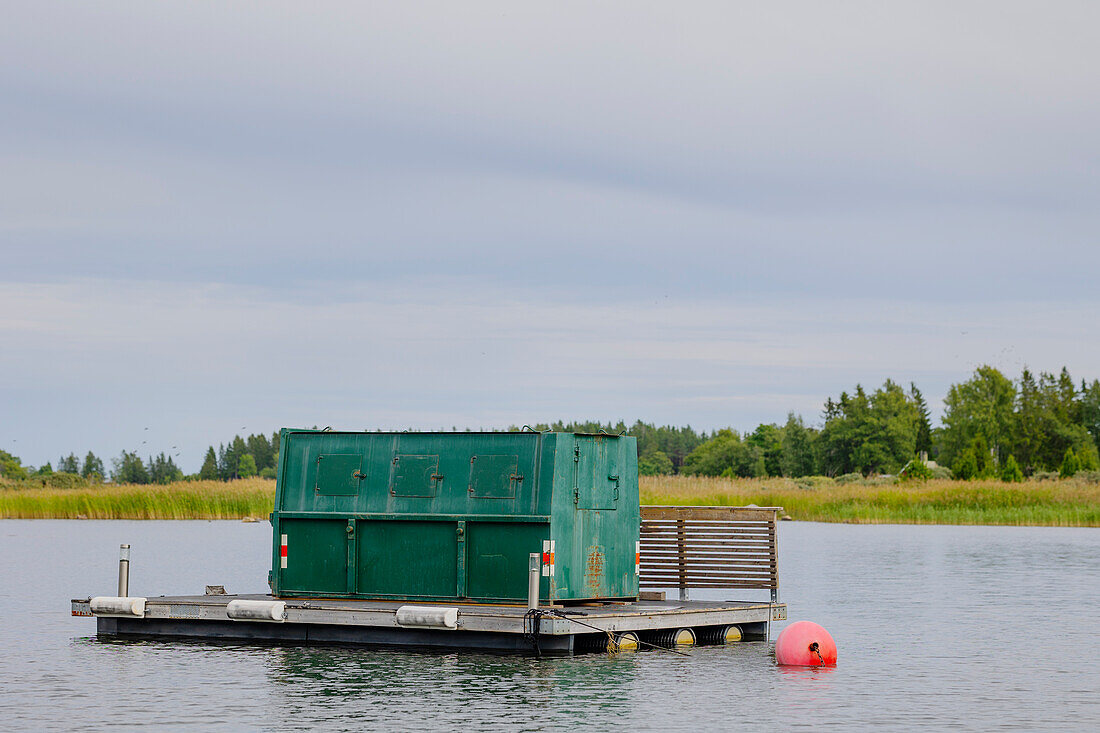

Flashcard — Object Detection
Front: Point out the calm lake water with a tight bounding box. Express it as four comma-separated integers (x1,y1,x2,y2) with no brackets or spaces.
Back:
0,520,1097,731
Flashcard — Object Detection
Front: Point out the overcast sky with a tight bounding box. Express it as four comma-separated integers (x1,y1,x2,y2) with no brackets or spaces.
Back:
3,2,1099,471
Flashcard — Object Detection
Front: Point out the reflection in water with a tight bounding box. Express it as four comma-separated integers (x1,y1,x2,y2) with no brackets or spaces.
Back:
263,645,646,729
776,663,837,680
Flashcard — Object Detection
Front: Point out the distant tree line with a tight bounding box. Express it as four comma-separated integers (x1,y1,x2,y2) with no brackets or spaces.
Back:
109,451,185,485
515,366,1100,481
0,432,280,485
198,432,281,481
1,450,106,483
3,365,1098,485
938,366,1099,479
0,448,188,486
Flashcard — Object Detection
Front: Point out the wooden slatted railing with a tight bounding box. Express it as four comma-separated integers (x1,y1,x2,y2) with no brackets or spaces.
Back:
639,506,781,602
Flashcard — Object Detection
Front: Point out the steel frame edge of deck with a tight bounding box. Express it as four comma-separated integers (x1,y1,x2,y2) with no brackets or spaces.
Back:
73,596,786,653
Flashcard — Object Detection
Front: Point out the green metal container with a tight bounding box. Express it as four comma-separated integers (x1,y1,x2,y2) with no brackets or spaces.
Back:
269,430,639,603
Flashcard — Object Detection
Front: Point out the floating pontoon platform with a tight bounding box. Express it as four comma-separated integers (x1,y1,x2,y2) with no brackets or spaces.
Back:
73,594,787,655
72,503,788,655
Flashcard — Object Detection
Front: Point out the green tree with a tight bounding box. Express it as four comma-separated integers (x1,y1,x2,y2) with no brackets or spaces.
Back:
111,451,149,484
1078,444,1100,471
634,422,705,474
1012,367,1092,472
941,366,1016,468
911,383,933,457
682,430,762,477
35,462,53,476
970,435,995,478
223,435,249,479
780,413,816,477
1060,448,1079,478
819,391,862,475
58,453,80,474
82,451,104,480
238,453,258,479
1055,367,1079,425
899,459,933,481
217,443,233,480
750,452,766,478
1000,455,1024,482
149,453,183,484
1,450,28,480
199,447,219,480
638,450,674,476
1082,379,1100,455
954,449,978,480
1013,368,1044,472
819,380,920,475
246,433,275,471
864,380,920,473
746,424,784,477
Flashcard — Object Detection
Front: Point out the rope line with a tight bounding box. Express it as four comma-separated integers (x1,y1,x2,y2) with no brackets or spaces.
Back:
524,608,692,657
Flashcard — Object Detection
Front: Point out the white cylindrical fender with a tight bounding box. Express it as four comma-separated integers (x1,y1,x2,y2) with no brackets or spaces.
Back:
90,596,147,618
395,605,459,630
226,599,287,622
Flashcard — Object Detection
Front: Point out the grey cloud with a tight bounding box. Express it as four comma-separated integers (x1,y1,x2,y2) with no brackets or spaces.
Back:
3,280,1097,468
2,2,1099,467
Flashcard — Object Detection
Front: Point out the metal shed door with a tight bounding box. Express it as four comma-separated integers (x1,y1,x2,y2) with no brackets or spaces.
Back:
573,436,620,510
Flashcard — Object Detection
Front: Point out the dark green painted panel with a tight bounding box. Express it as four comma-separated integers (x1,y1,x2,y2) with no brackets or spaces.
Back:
466,522,546,600
316,454,362,495
280,519,348,593
468,454,519,498
275,431,545,515
390,454,439,497
357,520,457,597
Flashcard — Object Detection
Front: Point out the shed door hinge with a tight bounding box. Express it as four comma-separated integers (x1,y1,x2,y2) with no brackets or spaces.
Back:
573,488,579,505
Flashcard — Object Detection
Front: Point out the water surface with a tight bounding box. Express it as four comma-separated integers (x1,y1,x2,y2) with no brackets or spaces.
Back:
0,520,1096,731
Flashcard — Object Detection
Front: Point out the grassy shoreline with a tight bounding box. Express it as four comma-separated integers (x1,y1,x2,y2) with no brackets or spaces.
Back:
641,476,1100,526
1,476,1098,526
0,478,274,520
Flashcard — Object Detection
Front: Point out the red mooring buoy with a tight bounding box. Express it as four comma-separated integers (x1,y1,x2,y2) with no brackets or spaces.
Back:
775,621,837,667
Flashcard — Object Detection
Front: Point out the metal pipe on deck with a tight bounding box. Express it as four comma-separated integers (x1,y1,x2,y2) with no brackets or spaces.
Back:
527,552,540,609
117,544,130,597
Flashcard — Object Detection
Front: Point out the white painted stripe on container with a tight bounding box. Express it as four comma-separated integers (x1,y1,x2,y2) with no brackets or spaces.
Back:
541,539,550,575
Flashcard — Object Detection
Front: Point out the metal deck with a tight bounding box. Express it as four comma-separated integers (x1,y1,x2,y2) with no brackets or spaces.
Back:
73,594,787,655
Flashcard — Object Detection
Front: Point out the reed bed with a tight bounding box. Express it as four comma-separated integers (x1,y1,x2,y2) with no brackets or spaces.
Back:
0,478,274,520
1,476,1097,525
640,475,1100,526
